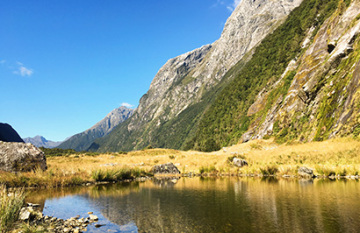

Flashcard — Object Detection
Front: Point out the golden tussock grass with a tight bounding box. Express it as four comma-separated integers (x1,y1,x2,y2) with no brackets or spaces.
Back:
0,137,359,188
0,185,24,232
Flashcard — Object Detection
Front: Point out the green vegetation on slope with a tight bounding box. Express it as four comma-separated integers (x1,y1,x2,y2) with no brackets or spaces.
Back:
57,130,106,152
91,79,231,152
91,47,251,152
193,0,340,152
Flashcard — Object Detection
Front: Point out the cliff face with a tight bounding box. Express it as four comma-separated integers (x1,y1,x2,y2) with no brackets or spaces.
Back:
93,0,304,152
243,0,360,143
58,106,134,151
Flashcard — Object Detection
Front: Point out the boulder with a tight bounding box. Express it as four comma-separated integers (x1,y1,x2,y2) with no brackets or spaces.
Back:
298,166,315,178
0,141,47,172
19,207,31,221
151,162,180,175
233,158,248,167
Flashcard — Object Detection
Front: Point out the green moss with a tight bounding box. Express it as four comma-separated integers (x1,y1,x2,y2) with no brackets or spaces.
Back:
353,125,360,137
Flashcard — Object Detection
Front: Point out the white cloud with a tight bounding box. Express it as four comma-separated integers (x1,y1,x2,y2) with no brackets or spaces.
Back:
227,0,241,11
121,102,134,108
0,60,6,64
13,62,33,77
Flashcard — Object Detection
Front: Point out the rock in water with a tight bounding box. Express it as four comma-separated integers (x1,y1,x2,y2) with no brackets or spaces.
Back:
151,162,181,175
298,167,315,178
233,158,248,167
0,141,47,172
89,214,98,221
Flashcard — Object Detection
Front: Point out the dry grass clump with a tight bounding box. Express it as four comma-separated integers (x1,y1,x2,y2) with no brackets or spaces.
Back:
0,185,24,232
0,168,88,188
199,165,218,175
91,167,149,182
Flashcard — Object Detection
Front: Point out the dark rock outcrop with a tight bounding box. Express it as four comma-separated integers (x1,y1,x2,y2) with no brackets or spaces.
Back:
0,141,47,172
151,162,180,175
0,123,24,143
298,166,315,178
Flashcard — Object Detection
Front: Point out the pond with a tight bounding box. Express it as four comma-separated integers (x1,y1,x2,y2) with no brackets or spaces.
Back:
26,177,360,233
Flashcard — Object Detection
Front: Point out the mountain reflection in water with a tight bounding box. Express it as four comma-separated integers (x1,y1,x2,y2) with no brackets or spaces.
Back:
26,177,360,233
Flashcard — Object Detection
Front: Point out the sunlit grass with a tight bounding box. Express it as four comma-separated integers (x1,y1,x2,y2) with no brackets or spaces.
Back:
0,137,359,188
0,186,24,232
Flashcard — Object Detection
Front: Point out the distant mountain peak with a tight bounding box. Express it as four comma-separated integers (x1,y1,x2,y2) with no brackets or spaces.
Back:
23,135,62,148
57,106,134,151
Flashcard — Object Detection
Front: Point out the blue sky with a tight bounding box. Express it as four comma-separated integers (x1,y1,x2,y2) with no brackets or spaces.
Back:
0,0,240,141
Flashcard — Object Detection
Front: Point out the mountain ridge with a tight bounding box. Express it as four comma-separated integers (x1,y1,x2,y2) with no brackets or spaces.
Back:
90,0,304,152
23,135,62,148
58,106,134,151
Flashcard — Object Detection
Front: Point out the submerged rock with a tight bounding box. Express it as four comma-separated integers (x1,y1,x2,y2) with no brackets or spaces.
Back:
151,162,181,175
0,141,47,172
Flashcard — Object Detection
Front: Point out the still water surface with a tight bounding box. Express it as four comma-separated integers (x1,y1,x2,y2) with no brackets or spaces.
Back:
26,177,360,233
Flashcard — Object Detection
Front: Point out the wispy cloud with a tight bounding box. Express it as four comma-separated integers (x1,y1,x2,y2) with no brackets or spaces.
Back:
227,0,241,11
13,62,33,77
121,102,134,108
211,0,241,12
0,60,6,64
211,0,226,8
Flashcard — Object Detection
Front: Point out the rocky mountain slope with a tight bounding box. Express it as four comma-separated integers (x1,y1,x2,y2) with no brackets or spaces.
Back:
193,0,360,151
90,0,304,152
58,106,134,151
23,135,62,148
245,0,360,143
0,123,24,143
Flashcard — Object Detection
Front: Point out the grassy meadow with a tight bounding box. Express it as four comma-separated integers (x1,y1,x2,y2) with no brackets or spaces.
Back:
0,137,360,188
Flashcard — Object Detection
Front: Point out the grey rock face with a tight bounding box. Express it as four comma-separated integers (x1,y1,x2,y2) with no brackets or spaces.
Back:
58,106,134,151
0,141,47,172
151,162,181,175
244,1,360,142
23,135,62,148
90,106,134,135
134,0,303,125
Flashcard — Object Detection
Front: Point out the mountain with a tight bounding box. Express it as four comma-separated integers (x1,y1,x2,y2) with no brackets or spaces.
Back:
193,0,360,150
58,106,134,151
23,136,62,148
0,123,24,143
89,0,304,152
